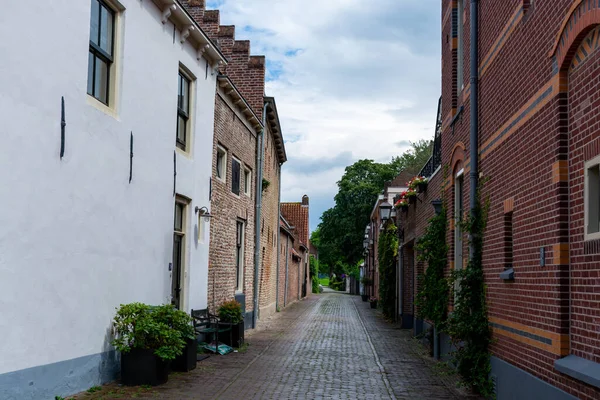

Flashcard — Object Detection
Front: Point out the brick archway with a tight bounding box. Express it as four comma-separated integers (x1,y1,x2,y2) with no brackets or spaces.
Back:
550,0,600,73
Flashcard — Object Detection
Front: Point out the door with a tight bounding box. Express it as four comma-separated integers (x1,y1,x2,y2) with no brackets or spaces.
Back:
172,198,187,309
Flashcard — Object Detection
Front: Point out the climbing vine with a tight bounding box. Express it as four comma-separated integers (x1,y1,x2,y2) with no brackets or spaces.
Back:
378,223,398,319
446,185,494,398
415,206,450,329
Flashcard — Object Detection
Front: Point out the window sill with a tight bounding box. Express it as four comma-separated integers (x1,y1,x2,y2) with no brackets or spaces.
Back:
86,95,119,120
500,268,515,281
555,355,600,389
584,232,600,242
176,147,192,159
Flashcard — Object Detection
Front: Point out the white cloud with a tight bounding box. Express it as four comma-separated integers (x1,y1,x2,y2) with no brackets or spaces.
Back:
207,0,441,230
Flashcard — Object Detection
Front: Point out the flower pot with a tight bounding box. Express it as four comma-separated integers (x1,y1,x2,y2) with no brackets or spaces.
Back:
417,182,428,193
218,321,245,348
401,205,409,212
121,348,169,386
171,338,197,372
408,196,417,205
361,294,369,302
370,301,378,309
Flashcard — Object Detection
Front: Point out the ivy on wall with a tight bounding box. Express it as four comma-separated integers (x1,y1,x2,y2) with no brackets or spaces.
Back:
446,185,494,398
378,223,398,319
415,206,450,329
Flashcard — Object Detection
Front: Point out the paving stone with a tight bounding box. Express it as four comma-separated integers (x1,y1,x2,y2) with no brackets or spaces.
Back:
71,293,477,400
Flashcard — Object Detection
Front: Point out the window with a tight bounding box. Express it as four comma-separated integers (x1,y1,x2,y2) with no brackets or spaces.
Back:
244,168,251,196
504,212,514,269
232,158,241,195
585,156,600,240
87,0,115,105
236,221,245,292
172,197,188,309
454,172,464,300
456,0,464,95
216,146,227,182
176,72,191,150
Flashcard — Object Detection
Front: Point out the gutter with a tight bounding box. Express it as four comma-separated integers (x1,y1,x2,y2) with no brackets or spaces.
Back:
284,235,289,307
252,103,268,329
469,0,479,222
276,164,282,311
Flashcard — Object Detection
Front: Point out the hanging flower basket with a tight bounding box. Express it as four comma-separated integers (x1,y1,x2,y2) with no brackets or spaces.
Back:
395,197,409,212
408,176,429,193
405,188,418,204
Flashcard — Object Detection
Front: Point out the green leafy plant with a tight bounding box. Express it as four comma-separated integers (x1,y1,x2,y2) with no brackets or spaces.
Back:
378,223,398,319
217,300,243,324
360,276,373,286
446,184,494,398
151,304,195,340
310,256,320,293
111,303,186,361
87,386,102,393
416,206,450,329
262,178,271,192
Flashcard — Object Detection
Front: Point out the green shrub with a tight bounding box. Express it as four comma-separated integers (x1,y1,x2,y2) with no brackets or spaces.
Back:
217,300,243,324
112,303,186,361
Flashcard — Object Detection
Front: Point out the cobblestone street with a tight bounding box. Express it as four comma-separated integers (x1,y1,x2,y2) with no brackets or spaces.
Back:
74,293,472,400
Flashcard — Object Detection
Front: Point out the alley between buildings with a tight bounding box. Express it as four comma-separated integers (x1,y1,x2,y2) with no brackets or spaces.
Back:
73,293,472,400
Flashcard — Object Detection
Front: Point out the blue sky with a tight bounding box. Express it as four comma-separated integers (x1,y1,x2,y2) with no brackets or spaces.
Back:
207,0,442,232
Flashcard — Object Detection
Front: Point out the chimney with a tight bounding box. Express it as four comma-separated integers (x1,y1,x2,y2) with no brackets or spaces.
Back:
302,195,309,206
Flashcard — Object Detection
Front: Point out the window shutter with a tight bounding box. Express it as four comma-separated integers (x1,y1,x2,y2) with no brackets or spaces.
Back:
232,159,240,195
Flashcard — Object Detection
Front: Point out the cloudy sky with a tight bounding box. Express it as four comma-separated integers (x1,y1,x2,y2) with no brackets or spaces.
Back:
207,0,442,232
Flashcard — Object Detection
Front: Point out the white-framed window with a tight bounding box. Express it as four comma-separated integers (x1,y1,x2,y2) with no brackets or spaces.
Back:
456,0,464,95
172,196,189,310
216,146,227,182
244,168,251,196
454,170,464,302
235,220,245,292
87,0,123,111
585,155,600,241
176,68,194,152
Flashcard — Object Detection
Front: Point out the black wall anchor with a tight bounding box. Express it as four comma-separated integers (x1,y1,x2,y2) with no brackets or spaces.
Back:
60,97,66,159
129,132,134,183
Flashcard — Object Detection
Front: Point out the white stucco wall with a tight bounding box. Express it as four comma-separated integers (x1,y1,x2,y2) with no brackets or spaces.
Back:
0,0,216,376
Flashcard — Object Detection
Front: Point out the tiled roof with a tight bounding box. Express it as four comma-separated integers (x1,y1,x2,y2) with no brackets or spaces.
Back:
281,198,309,247
389,171,414,187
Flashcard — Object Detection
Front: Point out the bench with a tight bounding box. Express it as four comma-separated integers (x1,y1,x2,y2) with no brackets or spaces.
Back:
191,309,232,348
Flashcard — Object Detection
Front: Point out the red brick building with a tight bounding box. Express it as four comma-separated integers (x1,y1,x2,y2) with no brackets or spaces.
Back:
281,195,311,300
401,1,600,398
182,0,287,328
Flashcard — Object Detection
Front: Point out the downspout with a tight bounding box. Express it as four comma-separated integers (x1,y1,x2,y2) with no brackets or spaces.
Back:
469,0,479,222
276,163,281,311
284,236,289,307
253,102,268,329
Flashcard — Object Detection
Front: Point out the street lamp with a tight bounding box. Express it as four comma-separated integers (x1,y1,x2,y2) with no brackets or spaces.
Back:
379,201,392,221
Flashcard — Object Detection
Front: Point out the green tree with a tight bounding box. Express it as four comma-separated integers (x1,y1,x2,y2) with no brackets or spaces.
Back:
313,141,433,274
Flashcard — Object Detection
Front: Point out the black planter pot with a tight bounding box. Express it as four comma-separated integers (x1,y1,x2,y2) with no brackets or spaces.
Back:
408,196,417,205
218,321,245,348
172,338,197,372
417,182,428,193
401,205,409,213
361,294,369,302
121,348,169,386
370,301,378,309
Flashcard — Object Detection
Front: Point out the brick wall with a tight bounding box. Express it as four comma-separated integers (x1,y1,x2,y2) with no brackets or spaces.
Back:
208,94,257,314
430,1,600,398
258,122,281,318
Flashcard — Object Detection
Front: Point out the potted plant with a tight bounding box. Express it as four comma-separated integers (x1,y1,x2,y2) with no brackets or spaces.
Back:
112,303,186,386
217,300,244,348
405,188,418,204
360,277,372,301
395,198,409,212
369,297,378,309
410,176,429,193
152,305,196,372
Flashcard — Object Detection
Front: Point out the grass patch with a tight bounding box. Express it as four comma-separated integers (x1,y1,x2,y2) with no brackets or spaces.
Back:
87,386,102,393
237,341,250,353
319,278,329,286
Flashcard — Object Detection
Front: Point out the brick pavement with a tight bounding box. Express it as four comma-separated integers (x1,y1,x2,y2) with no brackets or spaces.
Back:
71,293,474,399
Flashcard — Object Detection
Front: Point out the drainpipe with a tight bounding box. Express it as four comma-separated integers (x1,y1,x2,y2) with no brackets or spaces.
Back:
469,0,479,221
284,236,289,307
253,103,268,329
276,163,281,311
